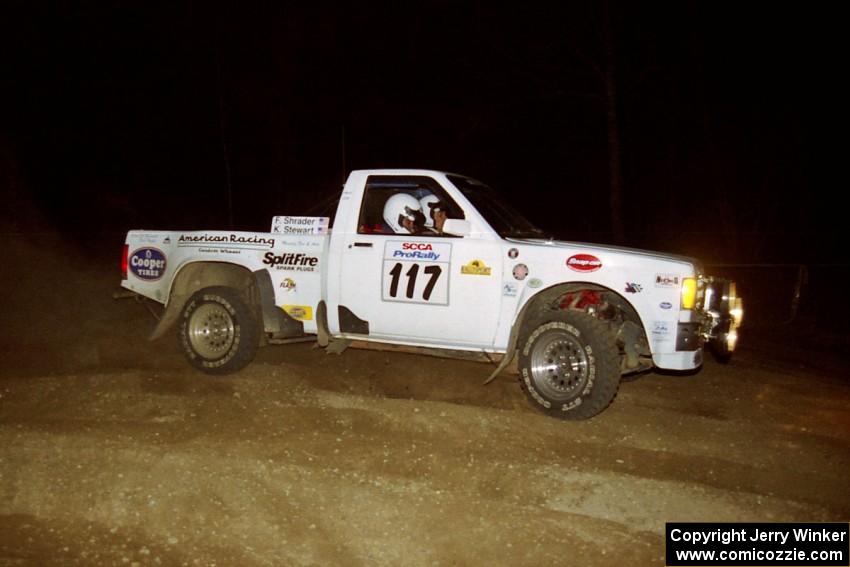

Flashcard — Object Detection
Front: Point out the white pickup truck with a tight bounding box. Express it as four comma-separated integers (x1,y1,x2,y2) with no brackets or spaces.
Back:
121,169,742,420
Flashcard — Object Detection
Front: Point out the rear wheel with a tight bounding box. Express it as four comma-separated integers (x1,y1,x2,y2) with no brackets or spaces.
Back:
179,286,259,374
518,310,620,420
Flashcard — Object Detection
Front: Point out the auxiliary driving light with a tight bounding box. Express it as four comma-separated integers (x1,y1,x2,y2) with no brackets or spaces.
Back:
730,297,744,328
726,329,739,352
681,277,697,310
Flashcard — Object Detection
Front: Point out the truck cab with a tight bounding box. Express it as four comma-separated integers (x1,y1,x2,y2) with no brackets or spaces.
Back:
327,170,504,349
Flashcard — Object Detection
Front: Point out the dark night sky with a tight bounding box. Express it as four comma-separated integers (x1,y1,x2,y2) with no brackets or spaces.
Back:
1,2,840,263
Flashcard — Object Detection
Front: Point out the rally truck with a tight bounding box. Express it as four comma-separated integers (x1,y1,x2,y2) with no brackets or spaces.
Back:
120,169,743,420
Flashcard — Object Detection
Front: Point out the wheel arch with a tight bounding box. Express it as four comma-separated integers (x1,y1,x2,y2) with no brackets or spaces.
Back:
149,261,257,341
486,281,648,382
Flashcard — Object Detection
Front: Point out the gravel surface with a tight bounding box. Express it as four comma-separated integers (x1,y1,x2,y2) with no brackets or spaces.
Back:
2,237,848,566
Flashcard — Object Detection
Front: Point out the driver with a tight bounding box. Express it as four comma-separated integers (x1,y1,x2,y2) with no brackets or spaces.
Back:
383,193,426,234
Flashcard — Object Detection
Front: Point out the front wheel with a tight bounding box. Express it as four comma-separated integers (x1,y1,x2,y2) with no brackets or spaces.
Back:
178,286,259,375
518,310,621,420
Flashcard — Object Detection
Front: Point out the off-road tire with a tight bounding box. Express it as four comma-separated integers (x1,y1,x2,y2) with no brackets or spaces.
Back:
518,309,621,420
178,286,259,375
709,334,734,364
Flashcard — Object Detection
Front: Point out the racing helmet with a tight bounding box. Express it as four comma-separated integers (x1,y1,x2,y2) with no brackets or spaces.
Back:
383,193,425,234
419,193,444,228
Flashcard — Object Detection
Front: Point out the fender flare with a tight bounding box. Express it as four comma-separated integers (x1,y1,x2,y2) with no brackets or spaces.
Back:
484,282,648,384
148,262,303,341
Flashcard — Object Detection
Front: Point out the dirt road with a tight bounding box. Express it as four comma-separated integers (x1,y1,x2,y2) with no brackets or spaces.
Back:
2,237,849,566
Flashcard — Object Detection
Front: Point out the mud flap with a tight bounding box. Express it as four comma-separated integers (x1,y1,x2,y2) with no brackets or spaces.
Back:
253,270,303,339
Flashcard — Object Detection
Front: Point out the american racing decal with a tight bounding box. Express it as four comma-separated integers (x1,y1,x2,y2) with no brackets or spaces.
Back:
566,254,602,272
655,274,680,288
382,241,451,305
625,282,643,293
461,259,492,276
263,252,320,272
178,233,275,250
129,247,167,281
282,305,313,321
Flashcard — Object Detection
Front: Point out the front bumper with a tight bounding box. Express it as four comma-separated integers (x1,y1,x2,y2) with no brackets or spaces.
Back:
655,276,743,370
697,277,744,359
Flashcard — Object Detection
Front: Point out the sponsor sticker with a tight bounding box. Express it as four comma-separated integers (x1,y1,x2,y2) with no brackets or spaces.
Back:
528,277,543,289
382,241,451,305
503,282,518,297
567,254,602,272
625,282,643,294
280,278,296,291
507,248,519,259
652,321,673,343
660,301,673,310
385,241,450,262
655,274,680,288
651,323,674,348
135,234,160,244
512,263,528,281
178,233,276,250
271,216,330,236
461,259,492,276
282,305,313,321
129,247,167,281
263,252,320,272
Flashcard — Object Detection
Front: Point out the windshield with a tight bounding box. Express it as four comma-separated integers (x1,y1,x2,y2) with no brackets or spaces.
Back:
447,175,548,239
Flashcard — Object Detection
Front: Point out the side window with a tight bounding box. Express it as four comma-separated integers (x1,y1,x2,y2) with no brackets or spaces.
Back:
358,176,465,237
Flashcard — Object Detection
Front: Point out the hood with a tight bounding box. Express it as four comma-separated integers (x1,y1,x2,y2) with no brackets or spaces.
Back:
506,238,701,271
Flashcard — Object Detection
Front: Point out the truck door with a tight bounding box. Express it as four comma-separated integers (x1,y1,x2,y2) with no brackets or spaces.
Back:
336,175,502,348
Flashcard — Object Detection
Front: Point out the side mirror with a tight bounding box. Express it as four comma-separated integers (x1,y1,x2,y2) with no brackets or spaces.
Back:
442,219,471,236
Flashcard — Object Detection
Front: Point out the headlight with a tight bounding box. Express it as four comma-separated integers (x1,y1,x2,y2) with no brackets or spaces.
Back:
681,277,697,310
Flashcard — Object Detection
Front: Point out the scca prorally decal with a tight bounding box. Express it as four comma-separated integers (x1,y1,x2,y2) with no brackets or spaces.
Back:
263,252,319,272
566,254,602,272
130,247,166,281
393,242,441,261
